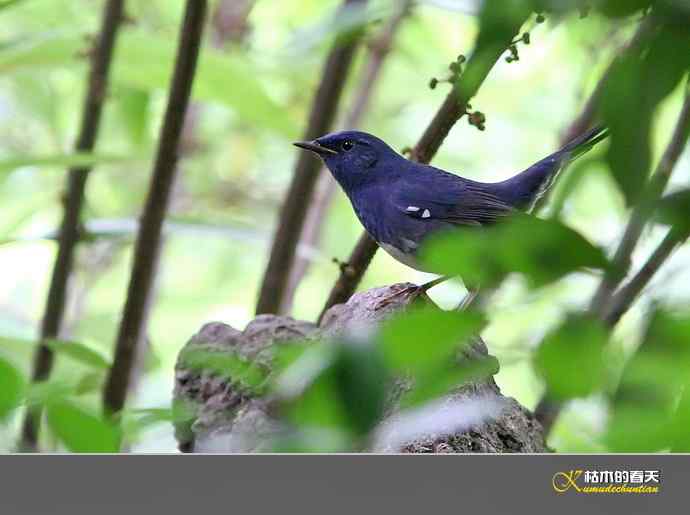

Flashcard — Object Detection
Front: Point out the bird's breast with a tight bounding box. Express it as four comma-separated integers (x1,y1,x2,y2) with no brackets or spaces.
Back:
379,242,428,272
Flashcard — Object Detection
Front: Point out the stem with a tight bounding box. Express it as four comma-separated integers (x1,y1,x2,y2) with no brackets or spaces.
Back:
19,0,125,452
603,229,685,327
319,9,530,317
318,233,378,324
589,86,690,312
536,85,690,436
533,19,653,216
281,0,412,315
255,0,368,315
102,0,208,418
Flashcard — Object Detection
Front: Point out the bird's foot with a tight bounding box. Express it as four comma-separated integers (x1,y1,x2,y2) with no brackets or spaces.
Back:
374,277,450,310
456,287,480,311
374,284,426,310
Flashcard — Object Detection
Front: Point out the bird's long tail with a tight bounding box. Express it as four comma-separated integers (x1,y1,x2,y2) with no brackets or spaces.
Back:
495,125,609,211
559,125,609,160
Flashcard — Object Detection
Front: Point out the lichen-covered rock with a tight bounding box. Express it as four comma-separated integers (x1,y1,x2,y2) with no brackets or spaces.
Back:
173,317,317,452
173,284,546,453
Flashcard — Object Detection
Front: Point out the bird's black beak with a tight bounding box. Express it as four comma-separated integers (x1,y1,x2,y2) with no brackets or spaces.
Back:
293,140,338,156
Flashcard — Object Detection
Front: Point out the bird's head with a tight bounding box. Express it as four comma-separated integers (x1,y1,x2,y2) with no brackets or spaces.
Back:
294,130,401,190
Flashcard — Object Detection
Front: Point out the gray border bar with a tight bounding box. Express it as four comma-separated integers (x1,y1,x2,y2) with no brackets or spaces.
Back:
1,455,686,514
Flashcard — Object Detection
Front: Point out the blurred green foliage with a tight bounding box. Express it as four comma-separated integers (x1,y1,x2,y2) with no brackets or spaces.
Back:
421,214,610,288
0,0,689,452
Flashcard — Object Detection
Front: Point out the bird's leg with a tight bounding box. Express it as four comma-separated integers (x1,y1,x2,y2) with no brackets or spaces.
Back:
420,275,451,292
456,286,480,311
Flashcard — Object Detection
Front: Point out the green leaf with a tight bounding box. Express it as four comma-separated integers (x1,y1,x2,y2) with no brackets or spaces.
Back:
534,315,608,400
178,347,268,392
456,0,530,101
624,309,690,390
74,373,104,395
421,214,609,289
0,357,25,422
401,356,499,408
26,380,76,406
113,30,297,136
606,309,690,451
0,0,27,12
419,225,503,287
45,340,111,370
286,1,381,54
121,403,196,439
332,343,388,437
0,30,297,135
598,0,653,18
284,342,388,438
0,33,82,72
497,216,609,288
46,401,122,452
607,403,674,452
653,189,690,235
670,386,690,452
286,363,351,431
0,153,135,177
379,307,486,374
116,87,150,147
602,24,690,205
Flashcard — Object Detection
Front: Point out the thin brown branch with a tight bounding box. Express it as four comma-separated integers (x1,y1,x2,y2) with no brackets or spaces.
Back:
318,233,378,324
536,84,690,436
533,19,653,216
603,229,685,326
589,86,690,312
19,0,125,452
281,0,413,315
255,0,368,315
102,0,208,418
318,10,530,317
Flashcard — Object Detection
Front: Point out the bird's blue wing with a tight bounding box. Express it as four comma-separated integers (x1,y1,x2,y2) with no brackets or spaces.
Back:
391,167,514,227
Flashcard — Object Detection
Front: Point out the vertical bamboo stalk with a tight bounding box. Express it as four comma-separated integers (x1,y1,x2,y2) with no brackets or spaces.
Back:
281,0,413,314
102,0,208,418
255,0,368,315
20,0,126,451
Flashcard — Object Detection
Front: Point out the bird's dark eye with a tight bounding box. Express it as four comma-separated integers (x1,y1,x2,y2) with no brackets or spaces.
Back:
341,140,354,151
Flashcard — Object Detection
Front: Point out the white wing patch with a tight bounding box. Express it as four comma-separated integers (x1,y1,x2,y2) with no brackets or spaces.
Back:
406,206,420,212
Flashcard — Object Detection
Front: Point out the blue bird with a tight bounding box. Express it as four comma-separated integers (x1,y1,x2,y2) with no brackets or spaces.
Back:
294,126,608,297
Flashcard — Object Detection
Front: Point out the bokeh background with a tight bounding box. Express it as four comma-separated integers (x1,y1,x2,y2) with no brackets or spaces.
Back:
1,0,688,451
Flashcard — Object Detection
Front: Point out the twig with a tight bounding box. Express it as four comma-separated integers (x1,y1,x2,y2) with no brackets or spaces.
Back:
533,19,653,216
318,233,378,324
255,0,368,315
19,0,125,452
281,0,413,315
589,85,690,312
102,0,208,418
603,229,686,326
318,9,530,317
535,84,690,436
